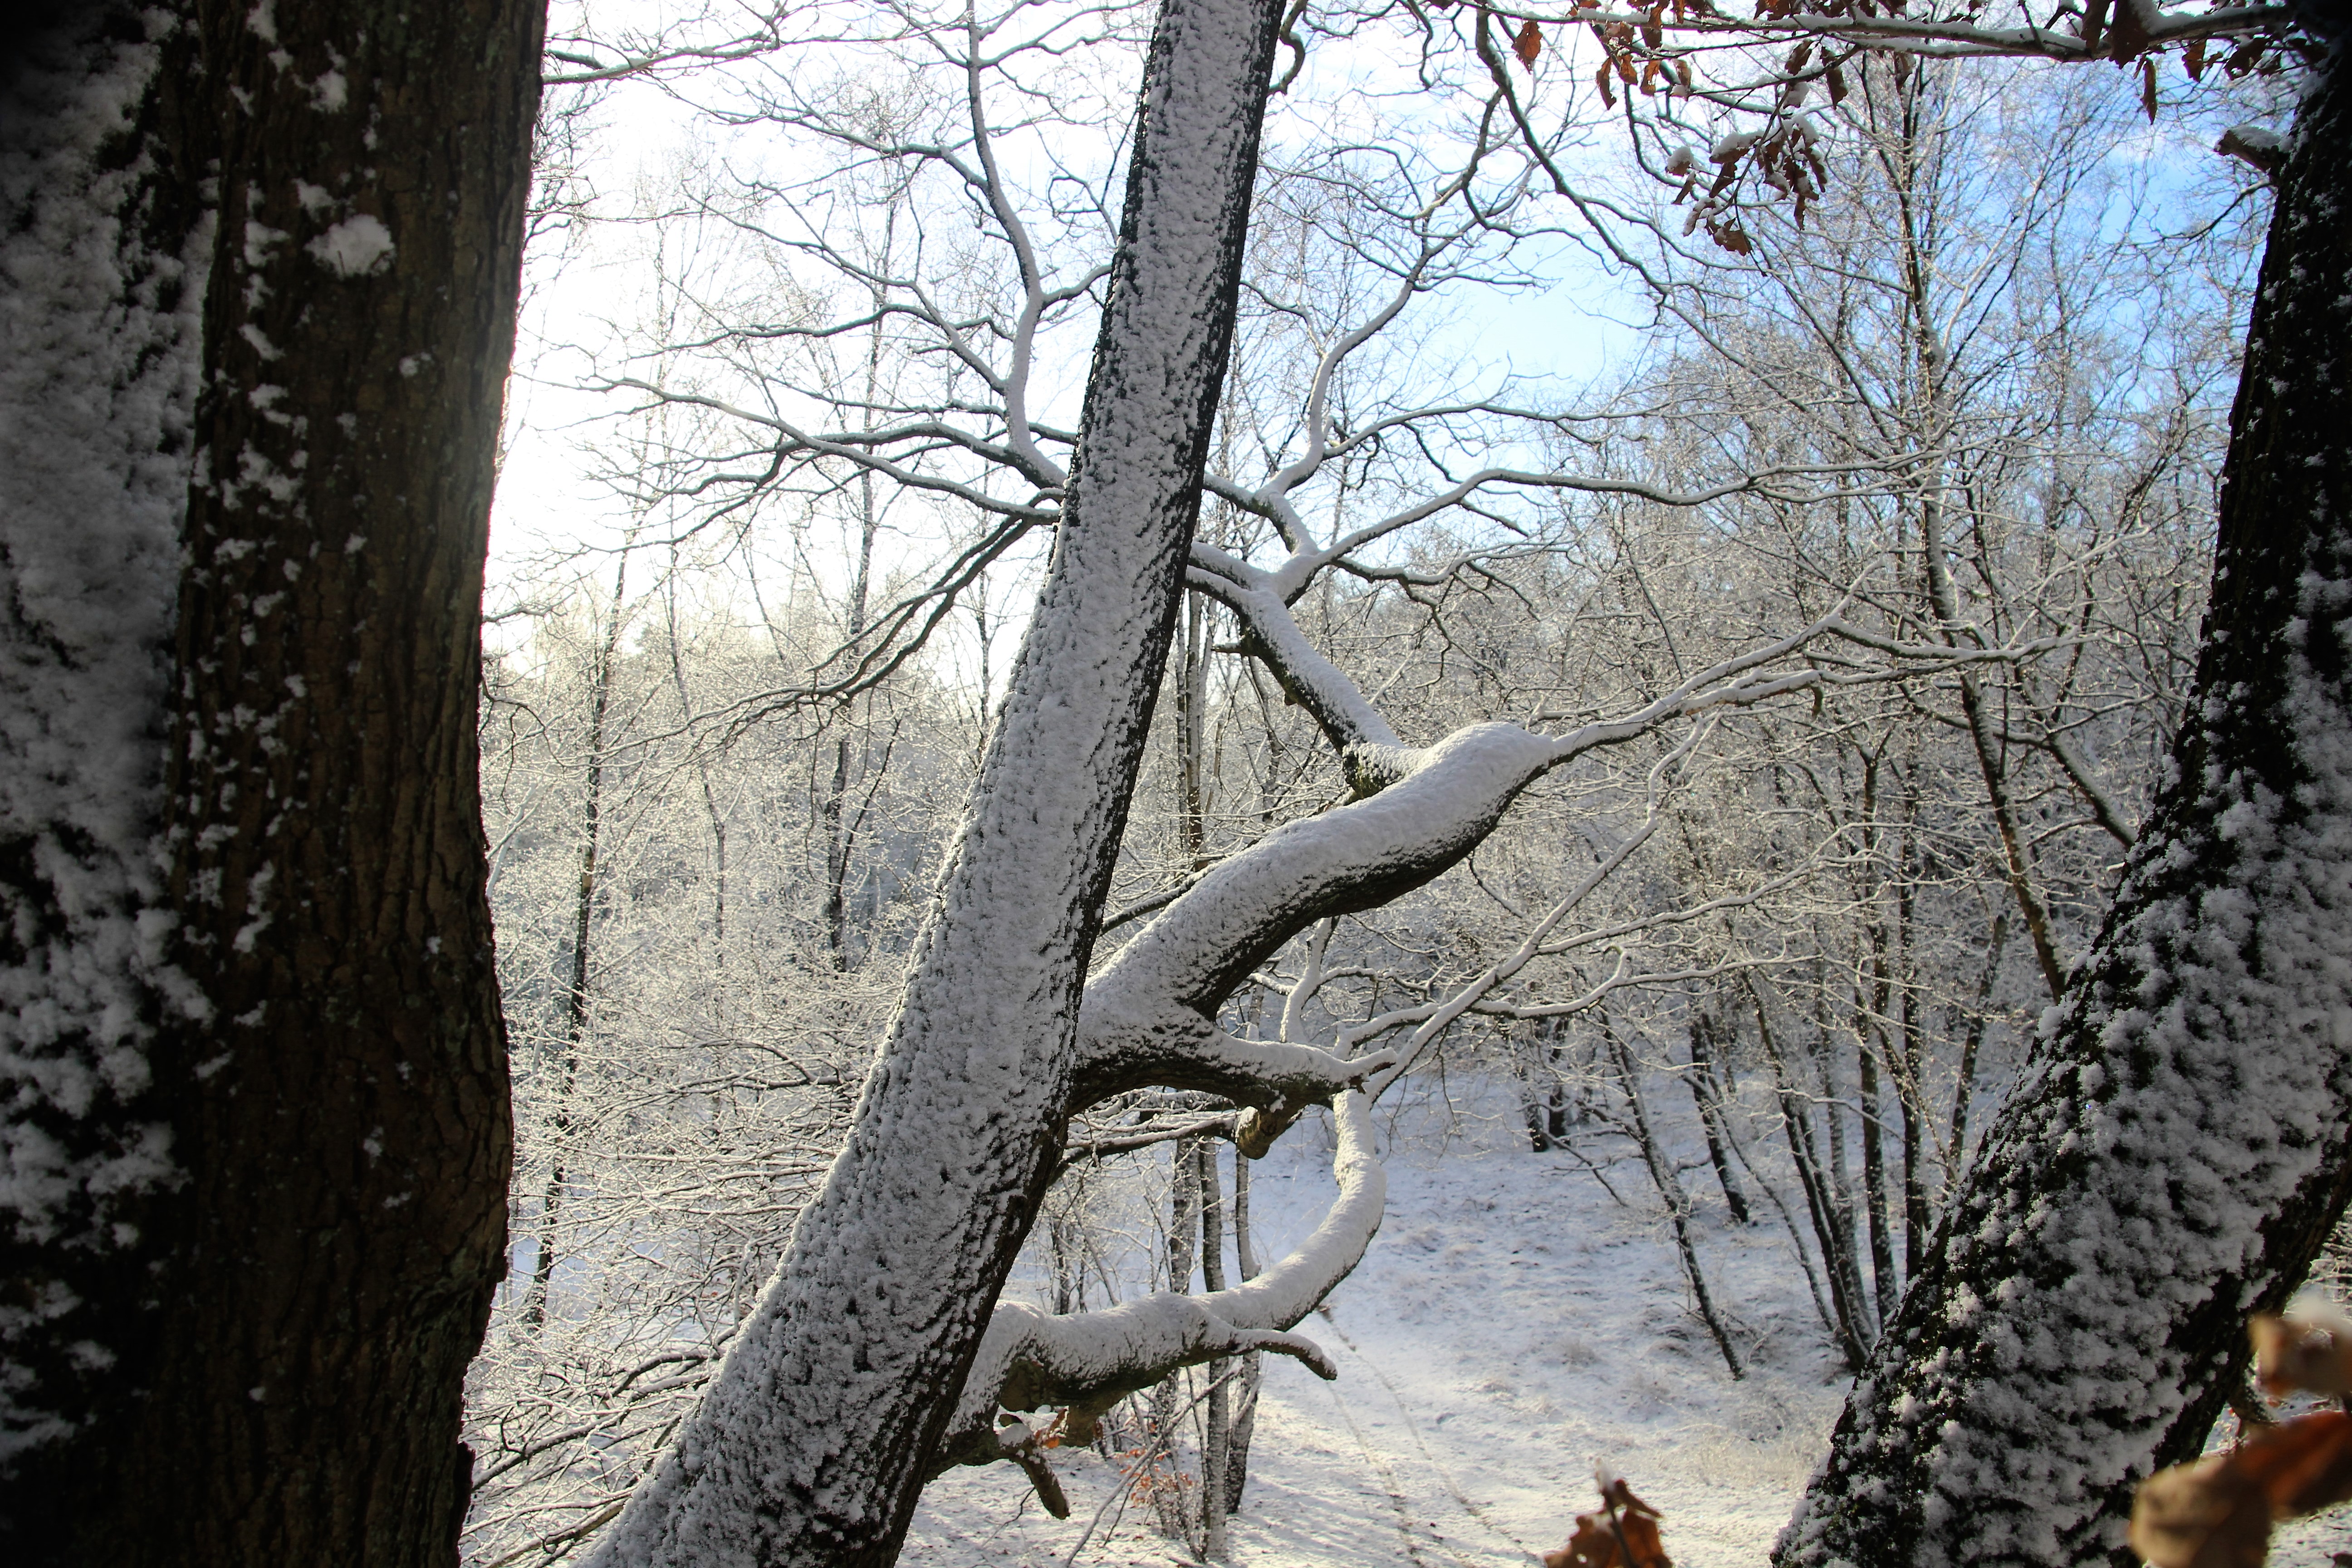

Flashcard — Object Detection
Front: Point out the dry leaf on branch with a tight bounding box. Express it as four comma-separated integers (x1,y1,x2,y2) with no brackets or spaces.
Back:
1514,20,1543,69
1544,1475,1671,1568
2251,1309,2352,1397
2132,1412,2352,1568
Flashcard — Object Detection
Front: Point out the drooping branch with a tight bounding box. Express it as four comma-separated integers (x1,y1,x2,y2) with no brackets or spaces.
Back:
934,1090,1384,1470
1184,551,1403,777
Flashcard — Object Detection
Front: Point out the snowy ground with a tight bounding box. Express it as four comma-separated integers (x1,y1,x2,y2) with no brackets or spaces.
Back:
909,1088,1846,1568
907,1081,2352,1568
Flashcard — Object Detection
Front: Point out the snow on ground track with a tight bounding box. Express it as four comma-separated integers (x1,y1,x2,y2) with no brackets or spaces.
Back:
911,1091,1844,1568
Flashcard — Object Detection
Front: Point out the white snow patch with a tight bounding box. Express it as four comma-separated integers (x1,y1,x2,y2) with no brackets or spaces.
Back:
0,8,201,1459
307,214,395,278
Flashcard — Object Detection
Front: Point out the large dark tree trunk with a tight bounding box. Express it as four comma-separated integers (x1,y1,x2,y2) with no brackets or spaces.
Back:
1,2,539,1564
582,5,1289,1565
1778,54,2352,1568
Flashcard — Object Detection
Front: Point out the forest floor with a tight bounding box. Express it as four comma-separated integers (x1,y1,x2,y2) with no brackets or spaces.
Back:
906,1080,2352,1568
909,1084,1839,1568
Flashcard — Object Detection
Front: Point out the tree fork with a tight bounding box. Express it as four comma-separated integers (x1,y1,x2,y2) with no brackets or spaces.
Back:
580,6,1291,1564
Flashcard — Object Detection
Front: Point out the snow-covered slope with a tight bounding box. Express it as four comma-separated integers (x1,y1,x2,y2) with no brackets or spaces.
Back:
911,1083,2352,1568
910,1089,1844,1568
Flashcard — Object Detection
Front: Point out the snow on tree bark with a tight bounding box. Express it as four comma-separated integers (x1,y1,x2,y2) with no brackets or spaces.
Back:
4,0,540,1562
580,5,1293,1565
0,0,207,1519
1776,52,2352,1568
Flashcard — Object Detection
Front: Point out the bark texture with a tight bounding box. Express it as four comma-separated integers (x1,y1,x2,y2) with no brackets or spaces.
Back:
581,5,1290,1565
1777,54,2352,1568
1,2,541,1563
0,3,209,1527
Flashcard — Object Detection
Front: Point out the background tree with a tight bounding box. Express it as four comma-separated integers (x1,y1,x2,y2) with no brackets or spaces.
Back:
450,4,2285,1565
1774,33,2352,1567
546,5,2094,1563
1454,0,2352,1558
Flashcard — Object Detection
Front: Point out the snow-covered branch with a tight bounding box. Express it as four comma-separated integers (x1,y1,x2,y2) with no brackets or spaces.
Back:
1076,721,1563,1099
935,1091,1384,1470
1077,1004,1394,1107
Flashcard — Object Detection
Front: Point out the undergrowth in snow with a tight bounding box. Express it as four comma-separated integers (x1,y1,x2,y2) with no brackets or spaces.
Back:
911,1081,2352,1568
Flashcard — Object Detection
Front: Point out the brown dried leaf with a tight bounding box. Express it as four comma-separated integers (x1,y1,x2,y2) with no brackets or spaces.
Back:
1514,20,1544,69
2131,1455,2269,1568
1596,62,1615,108
2107,0,2153,62
2239,1411,2352,1518
1544,1515,1616,1568
1544,1478,1671,1568
2251,1312,2352,1396
2133,1412,2352,1568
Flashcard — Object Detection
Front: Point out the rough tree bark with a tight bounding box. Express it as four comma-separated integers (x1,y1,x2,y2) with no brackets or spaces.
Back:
1777,49,2352,1568
1,2,539,1563
0,4,211,1533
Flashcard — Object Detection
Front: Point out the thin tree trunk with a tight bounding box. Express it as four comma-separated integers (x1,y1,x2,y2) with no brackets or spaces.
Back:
1197,1140,1230,1560
1687,1012,1752,1224
1858,752,1901,1318
583,8,1290,1563
1223,1150,1260,1516
1716,1061,1847,1352
1751,985,1870,1370
1780,58,2352,1567
1946,911,2009,1196
1856,1024,1898,1319
525,558,627,1329
1606,1019,1744,1380
823,475,881,967
1898,139,2067,1000
1896,799,1929,1276
1148,1137,1204,1546
1812,978,1873,1341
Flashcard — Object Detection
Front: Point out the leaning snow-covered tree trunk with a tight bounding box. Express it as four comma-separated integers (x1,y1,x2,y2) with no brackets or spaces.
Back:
581,5,1291,1564
1777,52,2352,1568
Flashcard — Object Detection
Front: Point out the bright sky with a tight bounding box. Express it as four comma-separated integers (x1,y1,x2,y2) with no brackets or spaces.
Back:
484,1,2260,683
486,4,1651,652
